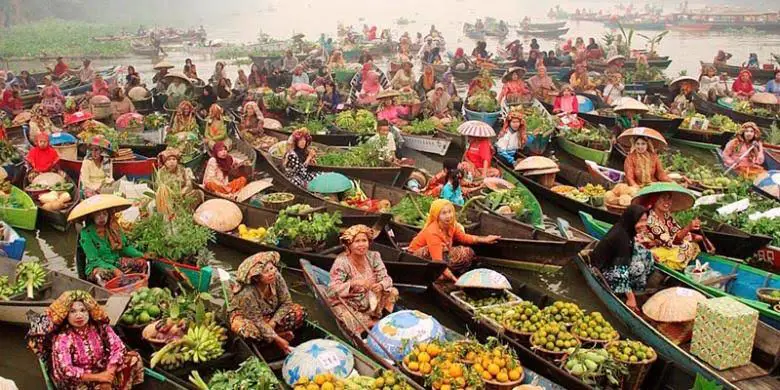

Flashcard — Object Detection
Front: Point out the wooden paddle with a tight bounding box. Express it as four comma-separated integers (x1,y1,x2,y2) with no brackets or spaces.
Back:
723,143,756,175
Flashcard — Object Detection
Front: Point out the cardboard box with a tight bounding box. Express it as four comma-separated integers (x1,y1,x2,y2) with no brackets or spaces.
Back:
690,297,758,370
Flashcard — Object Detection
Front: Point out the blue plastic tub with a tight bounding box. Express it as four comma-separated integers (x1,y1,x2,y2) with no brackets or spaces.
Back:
0,221,26,260
464,108,500,127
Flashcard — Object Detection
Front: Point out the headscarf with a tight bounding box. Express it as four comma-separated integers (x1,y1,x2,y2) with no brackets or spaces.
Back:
27,290,111,358
176,100,195,118
208,104,224,121
361,71,380,94
628,136,658,186
241,101,264,130
234,251,281,293
500,108,527,146
91,76,109,96
424,199,456,230
157,147,182,166
441,71,456,96
26,132,60,173
340,224,376,247
422,65,436,90
732,69,754,94
212,141,233,175
454,48,465,59
289,128,312,162
361,63,373,81
590,205,647,270
733,122,762,161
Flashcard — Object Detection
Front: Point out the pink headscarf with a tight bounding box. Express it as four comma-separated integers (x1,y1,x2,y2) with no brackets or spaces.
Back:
361,63,373,81
361,71,380,95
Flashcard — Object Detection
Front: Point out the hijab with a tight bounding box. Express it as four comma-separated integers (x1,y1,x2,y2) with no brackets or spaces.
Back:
241,101,264,131
212,141,233,175
27,132,60,172
422,65,436,90
590,205,647,270
362,71,380,94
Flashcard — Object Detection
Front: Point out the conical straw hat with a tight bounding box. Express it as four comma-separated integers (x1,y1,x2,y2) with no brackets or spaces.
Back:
614,97,649,113
617,127,668,151
750,92,778,105
642,287,707,323
236,179,275,202
68,194,132,222
514,156,557,171
458,120,496,137
153,60,174,70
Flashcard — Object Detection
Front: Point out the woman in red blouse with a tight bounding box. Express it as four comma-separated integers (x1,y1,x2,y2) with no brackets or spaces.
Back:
731,69,755,100
463,135,499,178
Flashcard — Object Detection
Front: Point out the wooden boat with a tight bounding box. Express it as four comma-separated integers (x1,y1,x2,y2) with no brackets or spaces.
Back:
463,22,486,40
130,41,160,57
347,64,390,106
713,149,780,203
0,256,111,325
763,144,780,171
1,159,27,187
524,21,567,29
397,131,452,156
588,58,672,71
672,126,734,151
0,185,38,230
22,175,80,232
450,68,479,81
556,128,613,165
606,21,667,30
581,211,780,330
39,360,184,390
300,260,563,390
701,62,778,84
209,201,446,286
517,27,570,38
60,154,157,182
60,67,120,97
250,317,424,389
666,23,713,32
692,93,779,129
575,228,780,389
252,130,415,187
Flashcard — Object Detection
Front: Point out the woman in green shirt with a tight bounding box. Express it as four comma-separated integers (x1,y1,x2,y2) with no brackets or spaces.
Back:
80,208,147,284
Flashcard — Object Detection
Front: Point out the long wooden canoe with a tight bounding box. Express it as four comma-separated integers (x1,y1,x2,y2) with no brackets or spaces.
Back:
22,175,80,232
39,359,184,390
692,93,779,129
580,211,780,330
556,130,613,166
701,62,778,84
300,259,564,389
673,127,734,150
574,247,780,388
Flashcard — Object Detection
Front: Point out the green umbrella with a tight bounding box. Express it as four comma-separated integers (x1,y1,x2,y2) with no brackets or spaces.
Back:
631,182,696,212
307,172,353,194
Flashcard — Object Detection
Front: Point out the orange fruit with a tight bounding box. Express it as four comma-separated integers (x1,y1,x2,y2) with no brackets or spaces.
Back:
448,364,463,378
465,351,476,361
314,375,326,385
487,363,500,376
408,361,420,372
496,372,509,383
440,385,451,390
427,344,440,357
495,358,506,368
418,352,431,363
473,363,483,373
481,370,492,380
306,384,319,390
509,368,522,381
420,362,432,375
321,383,335,390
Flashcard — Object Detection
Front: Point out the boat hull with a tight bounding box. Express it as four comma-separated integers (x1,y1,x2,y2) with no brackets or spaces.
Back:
556,134,612,165
702,62,777,84
693,93,778,128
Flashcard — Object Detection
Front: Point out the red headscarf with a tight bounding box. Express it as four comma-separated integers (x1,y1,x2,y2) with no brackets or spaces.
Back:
212,141,233,175
361,63,372,81
732,69,754,95
26,133,60,173
454,48,465,59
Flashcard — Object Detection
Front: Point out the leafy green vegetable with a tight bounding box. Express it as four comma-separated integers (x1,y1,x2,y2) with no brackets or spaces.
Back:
264,207,342,250
0,19,132,59
262,91,288,112
466,91,499,113
286,118,328,135
291,93,319,114
401,118,437,135
334,109,377,134
0,141,21,164
317,140,389,168
563,125,611,151
390,195,435,227
524,107,555,136
203,357,280,389
484,188,535,224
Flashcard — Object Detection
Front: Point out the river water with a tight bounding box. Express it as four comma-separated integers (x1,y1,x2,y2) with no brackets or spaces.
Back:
2,2,779,387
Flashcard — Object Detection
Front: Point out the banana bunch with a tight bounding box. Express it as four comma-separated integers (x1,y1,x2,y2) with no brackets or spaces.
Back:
150,341,188,369
180,325,225,363
15,261,47,299
188,370,209,390
202,313,228,342
0,276,15,301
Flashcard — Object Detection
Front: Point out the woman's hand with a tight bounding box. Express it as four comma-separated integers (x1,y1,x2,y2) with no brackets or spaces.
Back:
351,278,370,291
480,235,501,244
687,218,701,232
625,291,639,313
273,335,292,354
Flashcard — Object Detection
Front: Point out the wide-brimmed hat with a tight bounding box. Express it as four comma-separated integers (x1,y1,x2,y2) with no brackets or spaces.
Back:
514,156,557,172
617,127,668,151
606,55,626,65
85,134,113,152
67,194,132,222
153,60,175,70
307,172,352,194
750,92,779,105
631,182,696,212
163,72,191,83
376,90,401,100
669,76,699,92
458,120,496,138
63,111,94,126
483,177,515,191
263,118,283,130
613,97,649,113
501,67,526,83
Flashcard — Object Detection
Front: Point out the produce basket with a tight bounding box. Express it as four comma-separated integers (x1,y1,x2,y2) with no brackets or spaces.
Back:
260,192,295,211
575,332,620,347
589,195,605,208
53,143,77,160
504,325,534,346
464,107,500,127
605,341,657,390
91,102,112,120
400,360,427,385
104,273,149,295
482,372,524,390
530,340,578,362
606,203,628,214
142,320,184,350
756,288,780,305
451,290,521,312
774,303,780,312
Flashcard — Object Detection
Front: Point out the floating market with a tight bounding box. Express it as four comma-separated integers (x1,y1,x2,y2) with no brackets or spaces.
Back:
1,1,780,389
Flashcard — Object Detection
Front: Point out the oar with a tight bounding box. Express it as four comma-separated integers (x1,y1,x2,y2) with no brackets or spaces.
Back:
723,143,756,175
335,295,398,364
215,267,232,313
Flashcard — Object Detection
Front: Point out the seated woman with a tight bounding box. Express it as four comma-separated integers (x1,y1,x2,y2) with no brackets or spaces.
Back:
635,190,706,271
440,71,460,107
27,290,144,390
28,104,59,142
169,100,199,134
376,92,410,127
312,66,333,90
80,207,146,283
415,64,437,100
425,83,453,119
248,63,267,89
235,69,249,91
498,67,530,105
624,136,670,187
230,252,306,354
450,48,474,71
328,50,346,69
319,80,341,113
526,66,557,101
216,78,232,100
283,128,318,188
157,148,203,207
424,158,481,198
203,142,248,196
699,65,729,101
495,108,526,165
40,76,65,116
204,104,231,150
731,69,755,100
239,101,265,135
603,73,625,107
408,199,500,281
91,74,110,97
80,137,114,198
390,61,415,91
357,70,382,106
722,122,765,178
589,205,655,312
109,87,136,122
26,133,63,181
329,225,398,335
463,133,500,178
440,167,464,206
569,63,596,93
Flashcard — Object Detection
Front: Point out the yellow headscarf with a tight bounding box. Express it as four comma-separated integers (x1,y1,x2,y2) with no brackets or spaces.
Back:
424,199,465,232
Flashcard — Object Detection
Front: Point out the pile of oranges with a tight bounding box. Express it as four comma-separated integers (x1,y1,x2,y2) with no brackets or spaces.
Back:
471,345,524,384
294,373,344,390
402,342,443,376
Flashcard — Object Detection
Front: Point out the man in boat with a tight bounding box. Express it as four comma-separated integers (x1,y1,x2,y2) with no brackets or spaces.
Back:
80,135,116,198
698,65,730,101
282,50,299,73
229,252,306,354
68,59,96,84
328,225,398,335
712,50,732,67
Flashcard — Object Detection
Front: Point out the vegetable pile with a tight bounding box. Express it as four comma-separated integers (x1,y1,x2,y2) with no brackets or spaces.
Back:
478,301,545,334
401,118,437,135
572,311,619,342
120,287,172,327
531,322,580,353
541,301,584,325
286,118,329,135
604,183,638,209
0,260,47,300
262,90,288,112
466,91,499,113
144,113,167,130
524,107,556,136
150,313,228,369
733,100,780,119
662,152,736,189
263,207,342,250
317,141,390,168
562,125,611,151
390,195,435,227
607,340,656,363
190,357,280,390
564,348,626,386
483,188,536,225
0,141,21,164
291,93,319,114
334,110,377,134
340,181,392,213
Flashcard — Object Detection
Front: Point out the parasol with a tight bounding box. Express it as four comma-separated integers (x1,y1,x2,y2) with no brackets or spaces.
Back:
455,268,511,289
282,339,354,386
49,131,77,146
307,172,352,194
193,199,243,232
669,76,699,92
236,179,275,202
457,120,496,138
514,156,557,172
577,95,596,113
376,90,401,100
63,111,94,126
750,92,778,105
366,310,446,361
152,60,174,70
501,67,527,83
642,287,707,323
614,97,649,113
754,170,780,198
631,182,696,212
67,194,132,222
617,127,668,151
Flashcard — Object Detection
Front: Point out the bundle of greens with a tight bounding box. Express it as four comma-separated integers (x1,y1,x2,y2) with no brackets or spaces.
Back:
263,208,342,250
563,125,611,151
0,141,21,164
483,188,536,224
401,118,437,135
733,100,780,119
262,91,288,112
767,123,780,145
623,62,667,83
291,93,319,114
285,118,328,135
440,118,464,134
317,141,388,167
334,109,377,134
466,91,499,113
661,152,736,188
190,357,280,390
144,113,167,130
390,195,435,227
524,107,555,135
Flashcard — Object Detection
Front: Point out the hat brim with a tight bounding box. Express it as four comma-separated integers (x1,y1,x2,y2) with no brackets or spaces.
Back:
631,183,696,212
67,194,132,222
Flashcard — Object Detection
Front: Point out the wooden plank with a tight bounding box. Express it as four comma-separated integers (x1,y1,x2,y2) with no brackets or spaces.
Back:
717,362,766,382
732,375,780,390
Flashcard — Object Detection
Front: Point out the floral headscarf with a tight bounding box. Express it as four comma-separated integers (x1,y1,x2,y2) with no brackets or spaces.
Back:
340,224,376,247
235,251,281,287
500,107,527,146
212,141,233,175
208,103,224,120
176,100,195,118
454,48,465,59
242,101,264,125
738,69,752,82
290,127,312,149
27,290,109,357
157,147,182,165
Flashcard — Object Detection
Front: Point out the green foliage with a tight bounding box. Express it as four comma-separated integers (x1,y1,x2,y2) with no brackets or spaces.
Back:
466,91,499,113
0,140,21,164
390,195,435,227
263,207,342,249
262,91,288,112
317,139,389,167
484,188,536,224
401,118,437,135
205,357,280,389
768,123,780,145
524,107,555,135
693,374,723,390
0,19,131,58
334,110,377,134
286,118,328,135
563,125,611,151
291,93,319,114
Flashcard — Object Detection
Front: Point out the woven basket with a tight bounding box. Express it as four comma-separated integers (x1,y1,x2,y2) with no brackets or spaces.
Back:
757,288,780,305
482,371,524,390
574,332,620,347
605,341,658,390
53,143,77,160
260,192,295,211
606,203,628,214
91,102,112,120
530,342,575,363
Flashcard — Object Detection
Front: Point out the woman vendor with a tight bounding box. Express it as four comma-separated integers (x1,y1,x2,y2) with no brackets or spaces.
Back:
312,66,333,90
623,136,670,187
328,50,346,69
425,83,454,118
28,104,59,141
283,128,318,188
602,73,624,107
424,158,480,198
26,133,63,181
722,122,765,178
635,184,706,271
495,108,526,164
239,101,264,135
80,136,114,198
613,98,648,136
589,205,654,312
248,63,267,89
463,131,500,179
229,252,306,353
169,100,199,134
408,199,500,281
78,203,147,284
204,104,231,150
553,84,578,114
329,225,398,335
416,64,437,99
109,87,136,121
467,69,494,97
569,63,596,93
376,91,409,127
27,290,144,389
451,48,474,71
731,69,755,100
526,66,557,101
40,76,65,116
699,65,730,101
319,80,341,113
157,148,203,207
498,67,530,105
390,61,415,91
357,67,381,106
203,141,248,196
91,74,110,97
669,77,698,116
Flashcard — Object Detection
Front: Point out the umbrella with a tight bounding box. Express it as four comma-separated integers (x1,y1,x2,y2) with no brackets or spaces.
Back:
194,199,243,233
642,287,706,323
115,113,144,129
456,268,511,289
577,95,596,113
754,170,780,198
669,76,699,91
67,194,132,222
457,120,496,137
236,179,275,202
514,156,557,171
162,71,191,84
483,177,515,191
307,172,352,194
367,310,445,361
85,134,113,152
617,127,668,151
63,111,94,126
614,97,649,113
153,60,174,70
631,182,696,212
49,131,77,146
263,118,283,130
282,339,354,385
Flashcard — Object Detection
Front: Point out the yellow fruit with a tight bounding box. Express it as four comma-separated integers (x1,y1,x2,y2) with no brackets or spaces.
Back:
306,384,319,390
294,386,306,390
427,344,440,357
417,343,429,352
419,362,432,375
481,370,492,380
473,363,483,373
315,374,327,385
497,372,509,383
448,364,463,378
418,352,431,363
408,362,419,372
488,364,500,376
322,383,335,390
374,377,385,388
441,385,451,390
509,368,522,381
495,358,506,368
238,224,247,234
465,351,476,361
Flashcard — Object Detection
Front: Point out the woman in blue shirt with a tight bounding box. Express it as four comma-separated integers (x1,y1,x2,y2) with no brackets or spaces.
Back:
766,70,780,97
439,167,464,206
